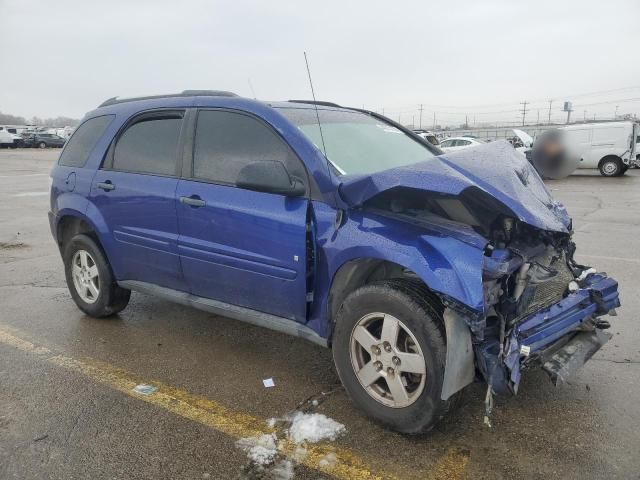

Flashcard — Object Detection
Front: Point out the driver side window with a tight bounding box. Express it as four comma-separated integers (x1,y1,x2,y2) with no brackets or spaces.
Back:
193,110,306,188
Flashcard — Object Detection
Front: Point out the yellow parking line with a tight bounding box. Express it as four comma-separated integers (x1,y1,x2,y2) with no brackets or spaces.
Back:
0,325,469,479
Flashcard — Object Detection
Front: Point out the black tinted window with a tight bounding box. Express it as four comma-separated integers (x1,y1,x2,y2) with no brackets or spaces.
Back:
193,110,304,185
59,115,114,167
113,114,183,176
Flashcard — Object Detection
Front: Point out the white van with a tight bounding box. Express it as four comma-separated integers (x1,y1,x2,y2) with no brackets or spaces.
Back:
559,121,639,176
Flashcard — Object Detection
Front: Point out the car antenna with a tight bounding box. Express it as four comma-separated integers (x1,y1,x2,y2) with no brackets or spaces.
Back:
303,52,328,159
247,78,257,99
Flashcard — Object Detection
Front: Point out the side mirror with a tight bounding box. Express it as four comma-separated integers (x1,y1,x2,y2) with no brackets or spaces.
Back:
236,160,306,197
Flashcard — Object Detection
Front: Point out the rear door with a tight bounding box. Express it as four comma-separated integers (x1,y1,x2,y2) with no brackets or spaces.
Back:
89,110,187,291
176,109,310,322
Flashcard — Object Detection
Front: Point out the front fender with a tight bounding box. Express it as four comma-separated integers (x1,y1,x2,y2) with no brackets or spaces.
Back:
310,202,487,336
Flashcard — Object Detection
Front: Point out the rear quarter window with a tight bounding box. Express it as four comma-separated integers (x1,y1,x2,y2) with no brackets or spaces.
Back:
59,115,114,167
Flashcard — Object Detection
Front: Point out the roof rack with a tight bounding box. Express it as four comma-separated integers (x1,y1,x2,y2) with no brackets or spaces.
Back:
98,90,239,108
288,100,342,108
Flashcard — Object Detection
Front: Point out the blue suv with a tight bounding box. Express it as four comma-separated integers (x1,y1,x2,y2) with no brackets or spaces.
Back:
49,90,620,433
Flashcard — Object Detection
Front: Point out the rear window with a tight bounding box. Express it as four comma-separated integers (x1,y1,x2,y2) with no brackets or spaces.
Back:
113,113,183,176
59,115,114,167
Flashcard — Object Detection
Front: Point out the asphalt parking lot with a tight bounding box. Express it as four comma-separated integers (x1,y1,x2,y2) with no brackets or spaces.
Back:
0,148,639,480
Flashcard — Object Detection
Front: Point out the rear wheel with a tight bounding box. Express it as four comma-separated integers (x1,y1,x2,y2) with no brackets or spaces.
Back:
63,234,130,317
599,156,623,176
332,280,452,434
38,141,47,149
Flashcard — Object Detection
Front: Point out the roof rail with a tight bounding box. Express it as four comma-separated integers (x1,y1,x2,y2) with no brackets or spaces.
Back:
288,100,342,108
98,90,239,108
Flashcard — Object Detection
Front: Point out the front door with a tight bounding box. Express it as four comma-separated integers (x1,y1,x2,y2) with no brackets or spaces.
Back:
89,110,187,291
176,109,309,322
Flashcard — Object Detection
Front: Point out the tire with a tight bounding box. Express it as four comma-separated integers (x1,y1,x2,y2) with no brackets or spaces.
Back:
38,141,47,149
332,279,452,434
599,156,623,177
63,234,130,317
619,165,629,176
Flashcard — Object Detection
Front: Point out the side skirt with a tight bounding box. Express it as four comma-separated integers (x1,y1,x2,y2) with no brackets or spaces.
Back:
118,280,329,348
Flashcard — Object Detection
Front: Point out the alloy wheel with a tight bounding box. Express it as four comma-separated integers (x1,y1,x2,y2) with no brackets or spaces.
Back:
71,250,100,304
349,312,427,408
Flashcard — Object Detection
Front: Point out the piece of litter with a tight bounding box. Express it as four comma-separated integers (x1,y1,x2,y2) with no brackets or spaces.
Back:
263,378,275,388
236,434,278,466
133,384,157,395
287,412,345,444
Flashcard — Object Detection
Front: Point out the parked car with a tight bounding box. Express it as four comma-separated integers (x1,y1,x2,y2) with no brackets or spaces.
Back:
0,130,17,148
23,132,66,148
558,121,639,176
439,136,486,152
49,91,620,434
412,129,440,146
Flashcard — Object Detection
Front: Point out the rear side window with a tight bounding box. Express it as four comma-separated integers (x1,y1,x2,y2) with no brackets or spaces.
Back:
193,110,305,185
113,113,183,176
59,115,114,167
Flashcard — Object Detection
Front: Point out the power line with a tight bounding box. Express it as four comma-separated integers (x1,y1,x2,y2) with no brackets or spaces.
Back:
519,101,528,126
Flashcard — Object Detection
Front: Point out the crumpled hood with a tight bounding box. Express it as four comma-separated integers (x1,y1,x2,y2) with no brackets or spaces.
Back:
339,140,571,233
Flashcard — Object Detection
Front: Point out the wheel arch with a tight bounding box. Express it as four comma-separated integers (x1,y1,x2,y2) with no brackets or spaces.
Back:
55,209,108,255
327,257,452,332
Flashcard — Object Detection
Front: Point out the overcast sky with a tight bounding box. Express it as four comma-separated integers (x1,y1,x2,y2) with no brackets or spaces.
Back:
1,0,639,126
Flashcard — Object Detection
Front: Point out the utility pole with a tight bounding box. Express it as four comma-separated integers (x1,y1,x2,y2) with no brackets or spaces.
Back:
520,101,529,126
537,110,540,124
382,107,385,116
548,100,553,124
418,104,424,129
583,110,587,122
412,115,415,128
433,112,436,129
615,105,619,119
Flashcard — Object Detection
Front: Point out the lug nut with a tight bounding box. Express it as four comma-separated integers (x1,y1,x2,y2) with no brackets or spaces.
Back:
383,342,392,352
374,361,383,371
371,345,381,355
387,367,395,375
392,356,401,366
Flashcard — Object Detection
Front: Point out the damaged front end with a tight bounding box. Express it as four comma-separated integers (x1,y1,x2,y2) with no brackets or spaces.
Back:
339,141,621,409
477,224,619,398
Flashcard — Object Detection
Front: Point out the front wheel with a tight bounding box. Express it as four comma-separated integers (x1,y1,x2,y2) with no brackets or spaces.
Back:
38,141,47,149
63,234,130,317
332,280,452,434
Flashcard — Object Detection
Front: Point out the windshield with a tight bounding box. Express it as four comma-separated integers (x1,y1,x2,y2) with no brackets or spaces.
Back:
276,107,436,175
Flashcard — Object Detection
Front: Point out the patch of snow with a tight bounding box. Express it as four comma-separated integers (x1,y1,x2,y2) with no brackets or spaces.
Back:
287,412,345,444
271,459,295,479
292,445,308,462
318,452,337,469
267,417,277,428
236,433,278,466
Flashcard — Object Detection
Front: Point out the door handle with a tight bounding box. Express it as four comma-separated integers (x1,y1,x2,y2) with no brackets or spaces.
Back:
96,181,115,191
180,195,205,207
